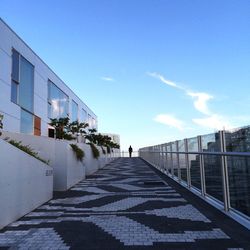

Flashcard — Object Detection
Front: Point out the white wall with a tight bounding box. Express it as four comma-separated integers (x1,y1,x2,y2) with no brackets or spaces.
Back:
1,131,119,191
0,139,53,229
2,131,85,191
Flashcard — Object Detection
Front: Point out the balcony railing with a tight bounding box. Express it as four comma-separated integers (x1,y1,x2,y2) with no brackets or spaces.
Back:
120,151,139,157
139,127,250,228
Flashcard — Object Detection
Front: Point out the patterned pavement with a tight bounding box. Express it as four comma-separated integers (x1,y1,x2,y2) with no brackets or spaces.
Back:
0,157,249,249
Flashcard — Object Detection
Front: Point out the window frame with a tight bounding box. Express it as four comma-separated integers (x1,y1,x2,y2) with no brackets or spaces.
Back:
11,48,20,104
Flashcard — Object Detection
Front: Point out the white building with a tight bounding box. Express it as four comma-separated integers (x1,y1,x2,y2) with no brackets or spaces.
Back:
0,18,97,137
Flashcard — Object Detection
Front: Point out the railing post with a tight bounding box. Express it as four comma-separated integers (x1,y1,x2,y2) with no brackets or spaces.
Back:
164,145,167,174
219,130,230,212
158,145,161,169
198,136,206,196
185,138,191,188
170,143,174,177
160,145,163,171
176,141,181,182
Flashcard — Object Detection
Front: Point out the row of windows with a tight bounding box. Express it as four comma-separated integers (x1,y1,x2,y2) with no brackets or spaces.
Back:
47,80,94,124
11,48,96,135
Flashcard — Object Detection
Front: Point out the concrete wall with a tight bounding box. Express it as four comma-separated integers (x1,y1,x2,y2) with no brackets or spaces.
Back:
1,131,119,191
54,140,85,191
0,139,53,229
2,131,85,191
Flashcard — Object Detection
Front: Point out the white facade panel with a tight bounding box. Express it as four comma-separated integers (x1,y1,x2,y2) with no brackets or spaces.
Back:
0,18,97,136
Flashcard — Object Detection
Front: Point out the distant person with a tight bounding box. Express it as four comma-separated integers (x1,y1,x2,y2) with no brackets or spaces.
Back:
128,145,133,158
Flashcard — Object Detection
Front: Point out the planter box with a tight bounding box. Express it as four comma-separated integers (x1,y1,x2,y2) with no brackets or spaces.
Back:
0,139,53,229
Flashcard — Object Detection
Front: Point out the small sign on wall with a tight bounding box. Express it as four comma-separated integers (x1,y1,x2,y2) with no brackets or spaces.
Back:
46,170,53,176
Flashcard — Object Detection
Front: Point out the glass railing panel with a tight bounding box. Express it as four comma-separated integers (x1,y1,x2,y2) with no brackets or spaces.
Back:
178,140,187,182
171,142,178,177
227,156,250,217
162,144,167,172
188,137,200,189
203,154,223,202
225,126,250,217
189,154,201,189
202,133,223,202
166,144,172,173
201,132,220,151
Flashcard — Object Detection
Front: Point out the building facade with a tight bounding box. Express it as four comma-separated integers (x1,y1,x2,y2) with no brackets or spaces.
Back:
0,18,97,137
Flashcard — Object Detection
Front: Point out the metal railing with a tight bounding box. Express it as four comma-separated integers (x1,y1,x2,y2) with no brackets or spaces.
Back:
139,129,250,229
120,151,139,157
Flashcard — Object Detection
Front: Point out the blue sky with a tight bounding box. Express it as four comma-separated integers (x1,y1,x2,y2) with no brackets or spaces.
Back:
1,0,250,151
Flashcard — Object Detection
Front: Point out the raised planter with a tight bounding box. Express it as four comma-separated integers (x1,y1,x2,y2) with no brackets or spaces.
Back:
0,139,53,229
1,131,119,191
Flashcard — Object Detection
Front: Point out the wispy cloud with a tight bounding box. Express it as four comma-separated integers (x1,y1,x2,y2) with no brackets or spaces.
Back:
147,72,182,89
147,72,213,115
192,115,233,130
100,76,114,82
186,91,213,115
154,114,185,131
148,72,236,131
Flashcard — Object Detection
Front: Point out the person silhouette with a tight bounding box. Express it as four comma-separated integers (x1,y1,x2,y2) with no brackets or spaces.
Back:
128,145,133,158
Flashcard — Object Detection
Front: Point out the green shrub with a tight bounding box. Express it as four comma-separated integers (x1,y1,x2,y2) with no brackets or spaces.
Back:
89,143,100,159
101,146,106,154
63,133,75,141
70,144,85,161
7,140,49,165
0,114,3,136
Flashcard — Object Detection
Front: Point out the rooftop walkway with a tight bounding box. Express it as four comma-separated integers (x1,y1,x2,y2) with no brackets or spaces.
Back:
0,158,249,249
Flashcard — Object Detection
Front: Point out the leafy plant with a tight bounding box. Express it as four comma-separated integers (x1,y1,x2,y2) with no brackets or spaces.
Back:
101,146,106,154
63,133,75,141
68,121,88,142
7,139,49,165
70,144,85,161
89,143,100,159
0,114,3,136
49,117,70,139
85,128,98,144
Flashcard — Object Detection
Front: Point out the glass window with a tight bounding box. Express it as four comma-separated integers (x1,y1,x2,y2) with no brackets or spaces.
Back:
19,56,34,112
92,117,96,128
82,109,87,122
88,114,92,127
11,80,18,104
48,81,69,119
12,49,19,82
71,100,78,122
20,109,33,134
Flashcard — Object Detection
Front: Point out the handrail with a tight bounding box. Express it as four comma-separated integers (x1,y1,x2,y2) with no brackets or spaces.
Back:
140,150,250,157
139,129,250,229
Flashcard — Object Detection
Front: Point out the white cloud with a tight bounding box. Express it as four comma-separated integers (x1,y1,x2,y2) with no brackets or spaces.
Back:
154,114,185,131
192,115,233,130
101,76,114,82
147,72,213,115
148,72,238,132
147,72,182,89
186,91,213,115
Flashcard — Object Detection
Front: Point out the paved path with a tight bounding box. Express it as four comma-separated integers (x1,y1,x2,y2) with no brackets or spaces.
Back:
0,158,249,249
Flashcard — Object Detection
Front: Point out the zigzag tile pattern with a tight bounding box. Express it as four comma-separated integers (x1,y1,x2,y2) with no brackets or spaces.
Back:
0,158,246,249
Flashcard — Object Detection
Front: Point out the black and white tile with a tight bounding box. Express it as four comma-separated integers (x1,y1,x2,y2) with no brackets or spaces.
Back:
0,158,246,249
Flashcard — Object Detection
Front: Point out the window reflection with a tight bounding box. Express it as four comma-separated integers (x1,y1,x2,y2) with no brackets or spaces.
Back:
82,109,87,122
48,81,69,119
19,56,34,112
20,109,33,134
72,100,78,122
